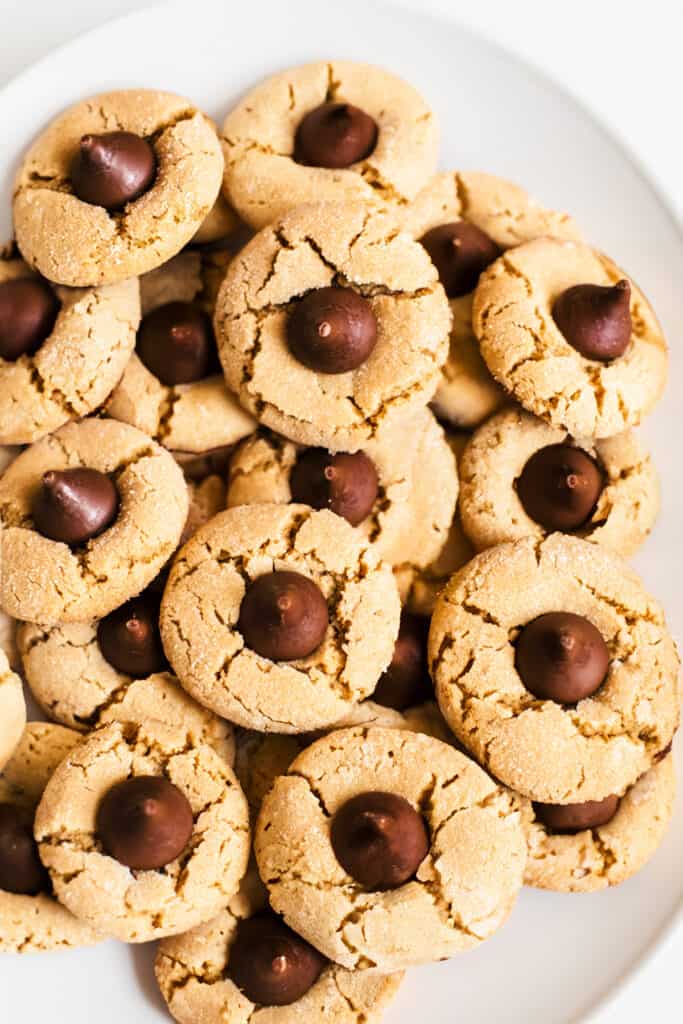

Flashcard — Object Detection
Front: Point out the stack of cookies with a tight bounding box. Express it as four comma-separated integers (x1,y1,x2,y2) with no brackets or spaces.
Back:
0,60,678,1022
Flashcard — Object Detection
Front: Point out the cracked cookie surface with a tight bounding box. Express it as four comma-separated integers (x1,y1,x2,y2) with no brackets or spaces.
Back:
395,430,474,616
429,534,680,803
0,722,102,952
459,407,659,555
160,504,401,733
0,419,189,625
13,90,223,287
214,201,451,452
234,703,414,822
17,609,235,761
401,171,581,429
0,647,27,771
524,753,675,893
473,238,668,438
255,726,527,971
34,720,250,942
155,869,403,1024
227,408,457,570
220,60,438,229
106,250,256,452
0,243,140,445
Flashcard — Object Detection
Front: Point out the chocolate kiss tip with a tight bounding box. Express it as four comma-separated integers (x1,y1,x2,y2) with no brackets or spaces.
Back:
615,279,630,292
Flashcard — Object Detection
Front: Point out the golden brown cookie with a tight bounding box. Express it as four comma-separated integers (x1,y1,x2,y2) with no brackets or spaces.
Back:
14,90,223,286
221,61,438,229
473,239,668,438
459,407,659,555
0,419,188,625
429,535,680,803
105,249,256,453
17,611,235,761
402,171,581,430
155,875,403,1024
226,408,457,571
0,242,140,444
0,723,102,953
34,720,250,942
255,726,528,971
524,754,675,892
214,201,451,451
160,504,401,733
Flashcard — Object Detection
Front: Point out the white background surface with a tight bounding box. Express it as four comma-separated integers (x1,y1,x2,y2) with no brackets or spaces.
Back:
0,2,680,1021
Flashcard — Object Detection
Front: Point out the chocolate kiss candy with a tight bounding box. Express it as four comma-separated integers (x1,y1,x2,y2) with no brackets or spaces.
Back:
32,468,119,546
229,912,327,1006
97,591,167,677
287,286,377,374
96,776,194,870
419,221,500,298
331,790,429,890
533,794,620,834
237,571,328,662
552,279,632,361
515,611,609,704
136,301,218,385
373,612,433,711
71,131,156,211
0,803,49,895
289,449,378,526
294,101,378,168
0,278,59,361
517,443,604,532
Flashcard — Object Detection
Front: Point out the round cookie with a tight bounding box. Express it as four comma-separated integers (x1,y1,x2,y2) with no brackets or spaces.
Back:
429,534,680,803
214,201,451,452
155,875,402,1024
106,249,256,453
0,722,102,952
226,408,457,570
160,504,401,733
14,90,223,287
255,726,528,971
524,754,675,892
473,238,668,438
220,60,438,230
459,407,659,555
0,242,140,445
395,430,474,616
0,419,188,625
401,171,581,429
34,720,250,942
18,608,235,760
0,648,27,772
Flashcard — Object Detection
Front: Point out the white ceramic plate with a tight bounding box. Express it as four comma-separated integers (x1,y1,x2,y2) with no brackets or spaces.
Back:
1,2,681,1022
